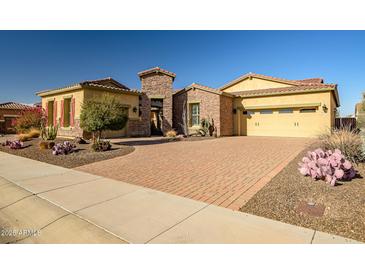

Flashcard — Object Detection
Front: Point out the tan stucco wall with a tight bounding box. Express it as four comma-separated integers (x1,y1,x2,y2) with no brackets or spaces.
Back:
40,87,140,138
233,91,333,137
83,88,140,138
83,88,139,120
222,77,292,92
41,88,84,125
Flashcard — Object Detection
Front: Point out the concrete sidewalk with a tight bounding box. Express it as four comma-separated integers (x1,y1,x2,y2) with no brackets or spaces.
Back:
0,151,360,244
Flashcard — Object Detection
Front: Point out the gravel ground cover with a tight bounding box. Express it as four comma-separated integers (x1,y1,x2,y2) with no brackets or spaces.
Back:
0,138,135,168
241,143,365,242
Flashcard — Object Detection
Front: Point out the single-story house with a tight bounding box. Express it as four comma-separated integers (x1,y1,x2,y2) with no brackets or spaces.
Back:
36,67,340,138
0,102,36,134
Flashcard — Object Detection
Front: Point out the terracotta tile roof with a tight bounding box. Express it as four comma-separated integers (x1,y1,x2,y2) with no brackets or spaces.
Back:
36,77,138,96
220,72,333,90
188,83,221,93
174,83,233,97
81,77,130,90
138,67,176,79
230,84,337,97
295,78,324,84
0,102,35,110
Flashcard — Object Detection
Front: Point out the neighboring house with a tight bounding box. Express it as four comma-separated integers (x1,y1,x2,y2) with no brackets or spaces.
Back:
36,67,340,138
0,102,35,134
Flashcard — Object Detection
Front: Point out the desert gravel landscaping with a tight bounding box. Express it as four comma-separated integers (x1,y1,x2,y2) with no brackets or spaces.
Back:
241,143,365,243
0,138,134,168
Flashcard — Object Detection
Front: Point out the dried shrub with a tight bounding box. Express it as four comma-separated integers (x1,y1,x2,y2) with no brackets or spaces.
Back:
319,127,364,163
28,128,40,138
39,141,49,149
298,148,356,186
166,130,177,138
18,134,31,142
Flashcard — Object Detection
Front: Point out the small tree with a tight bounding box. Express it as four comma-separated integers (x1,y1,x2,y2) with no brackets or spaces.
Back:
80,95,128,143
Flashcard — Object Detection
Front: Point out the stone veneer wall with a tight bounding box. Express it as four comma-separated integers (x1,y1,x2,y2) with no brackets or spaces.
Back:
172,91,187,134
57,119,84,138
173,88,222,136
140,73,174,135
219,95,233,136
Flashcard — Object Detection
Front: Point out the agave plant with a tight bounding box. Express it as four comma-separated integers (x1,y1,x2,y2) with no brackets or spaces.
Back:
298,148,356,186
41,125,58,141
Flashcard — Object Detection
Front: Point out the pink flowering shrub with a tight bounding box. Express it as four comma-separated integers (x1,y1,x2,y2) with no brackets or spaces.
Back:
298,148,356,186
14,107,46,133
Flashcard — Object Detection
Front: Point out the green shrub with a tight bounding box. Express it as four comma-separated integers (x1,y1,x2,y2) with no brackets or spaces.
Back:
91,140,111,152
357,114,365,129
80,95,128,143
319,127,364,164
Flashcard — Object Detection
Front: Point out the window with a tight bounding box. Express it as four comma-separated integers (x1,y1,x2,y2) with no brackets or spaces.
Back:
63,98,71,127
190,103,200,126
300,108,316,113
260,110,273,114
243,111,255,115
279,108,293,114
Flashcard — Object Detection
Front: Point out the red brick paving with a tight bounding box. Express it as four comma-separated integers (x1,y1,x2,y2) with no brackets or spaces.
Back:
75,136,313,210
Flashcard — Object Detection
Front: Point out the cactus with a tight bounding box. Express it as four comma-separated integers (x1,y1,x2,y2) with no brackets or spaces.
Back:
298,148,356,186
91,139,111,152
2,140,24,149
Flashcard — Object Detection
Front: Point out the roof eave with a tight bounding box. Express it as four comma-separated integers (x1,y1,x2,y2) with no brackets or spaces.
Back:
36,84,83,97
219,74,299,90
238,87,337,99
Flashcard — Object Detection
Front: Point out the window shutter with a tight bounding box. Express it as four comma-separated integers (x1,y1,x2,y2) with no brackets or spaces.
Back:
53,100,57,126
45,103,49,126
60,100,64,127
70,98,75,127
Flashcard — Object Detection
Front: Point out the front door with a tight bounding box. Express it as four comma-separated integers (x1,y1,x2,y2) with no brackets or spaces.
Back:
150,108,163,135
150,99,163,135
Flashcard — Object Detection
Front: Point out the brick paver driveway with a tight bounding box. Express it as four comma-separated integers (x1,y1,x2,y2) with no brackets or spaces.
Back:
75,137,313,210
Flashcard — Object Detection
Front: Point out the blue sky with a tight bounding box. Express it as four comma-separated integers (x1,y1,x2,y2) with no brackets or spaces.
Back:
0,31,364,115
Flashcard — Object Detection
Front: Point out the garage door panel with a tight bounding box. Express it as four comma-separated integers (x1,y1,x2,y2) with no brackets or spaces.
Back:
243,108,323,137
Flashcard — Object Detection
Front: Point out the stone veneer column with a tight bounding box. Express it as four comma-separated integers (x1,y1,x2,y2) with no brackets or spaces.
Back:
138,68,176,135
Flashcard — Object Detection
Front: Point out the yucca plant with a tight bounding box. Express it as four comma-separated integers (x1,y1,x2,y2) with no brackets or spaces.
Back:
41,125,58,141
